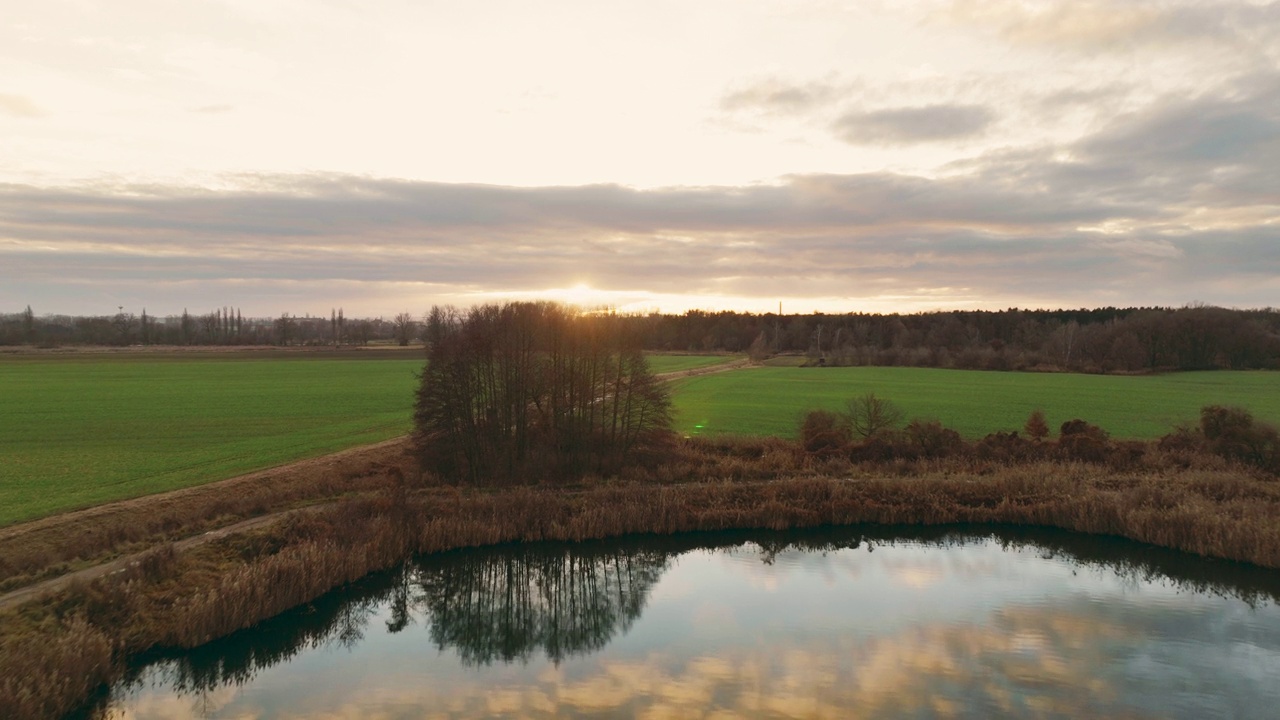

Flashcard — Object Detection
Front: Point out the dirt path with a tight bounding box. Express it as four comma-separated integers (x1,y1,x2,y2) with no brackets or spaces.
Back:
0,509,312,612
0,437,408,547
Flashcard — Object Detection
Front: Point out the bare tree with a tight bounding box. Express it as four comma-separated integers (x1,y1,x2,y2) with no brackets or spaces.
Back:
393,312,416,346
275,313,296,346
844,392,904,439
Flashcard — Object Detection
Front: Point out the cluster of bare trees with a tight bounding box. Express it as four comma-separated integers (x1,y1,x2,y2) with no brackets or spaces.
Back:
414,302,672,485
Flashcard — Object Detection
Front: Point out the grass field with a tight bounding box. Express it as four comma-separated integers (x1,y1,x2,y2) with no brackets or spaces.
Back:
0,352,423,526
671,366,1280,440
0,351,734,526
7,350,1279,527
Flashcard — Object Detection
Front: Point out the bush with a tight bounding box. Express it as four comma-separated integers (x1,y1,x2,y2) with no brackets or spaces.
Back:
903,419,964,459
1024,410,1050,441
800,410,851,456
1199,406,1280,473
974,431,1039,464
1057,419,1111,463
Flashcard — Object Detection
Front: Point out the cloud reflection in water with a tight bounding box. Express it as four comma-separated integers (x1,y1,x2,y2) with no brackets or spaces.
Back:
99,527,1280,719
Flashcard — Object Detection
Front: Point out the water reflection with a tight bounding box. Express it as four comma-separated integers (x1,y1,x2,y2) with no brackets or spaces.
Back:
416,543,672,665
86,526,1280,719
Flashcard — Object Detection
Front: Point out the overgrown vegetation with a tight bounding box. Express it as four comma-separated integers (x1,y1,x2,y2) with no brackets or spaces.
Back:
0,440,407,592
414,302,673,484
798,399,1280,477
6,425,1280,719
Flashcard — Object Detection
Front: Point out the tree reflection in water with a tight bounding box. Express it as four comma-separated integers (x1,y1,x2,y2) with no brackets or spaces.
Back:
416,543,671,665
95,525,1280,718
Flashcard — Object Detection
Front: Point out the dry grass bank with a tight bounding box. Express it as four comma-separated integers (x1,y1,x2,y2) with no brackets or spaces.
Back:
4,438,1280,719
0,439,411,593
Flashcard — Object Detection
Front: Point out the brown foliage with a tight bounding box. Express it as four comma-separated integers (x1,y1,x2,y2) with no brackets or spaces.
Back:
0,440,412,592
9,404,1280,718
1024,409,1050,441
1057,419,1112,464
1199,406,1280,473
800,410,851,456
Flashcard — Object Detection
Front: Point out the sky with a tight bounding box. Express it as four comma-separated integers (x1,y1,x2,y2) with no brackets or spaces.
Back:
2,0,1278,318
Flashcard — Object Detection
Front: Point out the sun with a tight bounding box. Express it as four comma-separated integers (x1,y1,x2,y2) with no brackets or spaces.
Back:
555,283,608,308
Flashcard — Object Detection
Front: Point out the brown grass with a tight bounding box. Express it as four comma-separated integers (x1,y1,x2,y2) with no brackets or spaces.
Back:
4,437,1280,719
0,438,413,592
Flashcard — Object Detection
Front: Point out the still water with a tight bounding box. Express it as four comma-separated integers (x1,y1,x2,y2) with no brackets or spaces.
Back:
87,526,1280,719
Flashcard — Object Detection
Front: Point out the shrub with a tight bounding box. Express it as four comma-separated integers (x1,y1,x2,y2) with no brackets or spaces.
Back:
800,410,851,456
1199,406,1280,474
974,431,1039,464
903,419,964,459
1058,419,1111,463
1024,410,1050,441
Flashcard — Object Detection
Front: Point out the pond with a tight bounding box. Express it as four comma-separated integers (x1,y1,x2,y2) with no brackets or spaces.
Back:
81,526,1280,719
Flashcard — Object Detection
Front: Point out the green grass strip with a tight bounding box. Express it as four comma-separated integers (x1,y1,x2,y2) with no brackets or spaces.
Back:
672,366,1280,440
0,355,422,526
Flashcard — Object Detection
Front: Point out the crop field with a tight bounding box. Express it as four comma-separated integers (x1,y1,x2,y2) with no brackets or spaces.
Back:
671,366,1280,440
0,352,423,526
7,350,1279,527
0,351,734,526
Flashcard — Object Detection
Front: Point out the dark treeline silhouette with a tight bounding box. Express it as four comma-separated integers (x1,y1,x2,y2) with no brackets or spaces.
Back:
635,304,1280,372
414,302,672,485
0,305,408,347
5,303,1278,372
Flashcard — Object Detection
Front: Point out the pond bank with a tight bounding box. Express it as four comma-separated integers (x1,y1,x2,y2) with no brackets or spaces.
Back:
5,457,1280,720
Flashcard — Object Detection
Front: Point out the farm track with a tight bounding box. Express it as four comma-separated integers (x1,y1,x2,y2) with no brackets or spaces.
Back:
0,358,755,610
0,509,311,612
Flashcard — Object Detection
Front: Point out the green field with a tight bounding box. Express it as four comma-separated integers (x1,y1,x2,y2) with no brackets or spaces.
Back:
6,352,1279,527
672,367,1280,440
0,351,734,526
0,353,423,526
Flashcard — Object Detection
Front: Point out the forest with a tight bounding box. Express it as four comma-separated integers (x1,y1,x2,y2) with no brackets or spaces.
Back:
3,303,1279,373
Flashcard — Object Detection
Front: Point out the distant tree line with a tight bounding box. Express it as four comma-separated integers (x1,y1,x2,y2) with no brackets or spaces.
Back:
0,305,411,348
4,303,1278,372
631,305,1280,372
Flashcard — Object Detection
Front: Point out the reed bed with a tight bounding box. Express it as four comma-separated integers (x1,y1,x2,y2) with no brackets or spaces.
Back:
4,439,1280,719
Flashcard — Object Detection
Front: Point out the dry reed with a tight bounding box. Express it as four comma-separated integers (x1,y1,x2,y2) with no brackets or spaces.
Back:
4,437,1280,719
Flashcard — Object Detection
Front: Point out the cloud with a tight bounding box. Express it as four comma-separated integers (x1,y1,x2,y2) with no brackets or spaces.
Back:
0,93,42,118
191,104,233,114
3,71,1278,317
831,104,994,145
0,171,1270,316
943,0,1280,55
719,78,849,116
